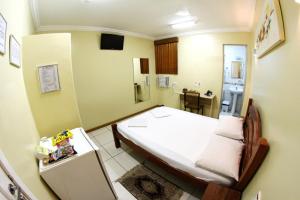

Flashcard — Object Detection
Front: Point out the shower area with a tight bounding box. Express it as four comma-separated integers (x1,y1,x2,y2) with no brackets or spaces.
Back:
220,44,247,117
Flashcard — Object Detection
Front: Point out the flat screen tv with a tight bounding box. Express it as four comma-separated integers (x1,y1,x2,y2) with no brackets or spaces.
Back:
100,33,124,50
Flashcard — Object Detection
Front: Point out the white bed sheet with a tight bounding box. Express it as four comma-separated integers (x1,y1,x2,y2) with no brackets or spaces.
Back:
117,106,233,185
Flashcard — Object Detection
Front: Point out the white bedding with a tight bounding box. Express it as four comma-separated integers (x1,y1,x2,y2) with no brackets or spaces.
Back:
117,106,234,185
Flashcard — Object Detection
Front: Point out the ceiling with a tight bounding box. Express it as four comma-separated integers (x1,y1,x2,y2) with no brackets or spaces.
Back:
30,0,256,40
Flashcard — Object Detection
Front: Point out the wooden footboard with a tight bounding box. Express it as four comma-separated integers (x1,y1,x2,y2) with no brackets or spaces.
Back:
111,99,269,192
112,124,121,148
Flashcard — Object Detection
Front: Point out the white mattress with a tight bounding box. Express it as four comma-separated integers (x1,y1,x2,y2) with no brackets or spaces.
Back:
117,106,233,185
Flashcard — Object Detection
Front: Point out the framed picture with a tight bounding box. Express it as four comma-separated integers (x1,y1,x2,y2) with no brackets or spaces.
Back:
255,0,285,58
9,35,21,67
0,13,7,55
38,64,61,93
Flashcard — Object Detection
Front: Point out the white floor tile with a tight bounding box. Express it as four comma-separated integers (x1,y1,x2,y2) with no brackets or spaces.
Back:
106,125,112,131
104,158,126,182
88,127,109,137
114,151,139,171
103,141,124,157
94,130,114,145
113,182,137,200
187,194,200,200
89,136,100,147
219,111,232,116
99,148,111,162
180,192,192,200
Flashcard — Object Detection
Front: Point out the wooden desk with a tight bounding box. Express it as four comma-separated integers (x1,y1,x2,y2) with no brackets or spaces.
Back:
179,93,216,117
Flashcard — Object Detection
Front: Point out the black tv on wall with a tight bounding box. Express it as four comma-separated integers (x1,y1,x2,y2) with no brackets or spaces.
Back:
100,33,124,50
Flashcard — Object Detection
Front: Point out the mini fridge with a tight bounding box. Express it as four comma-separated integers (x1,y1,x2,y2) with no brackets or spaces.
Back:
39,128,116,200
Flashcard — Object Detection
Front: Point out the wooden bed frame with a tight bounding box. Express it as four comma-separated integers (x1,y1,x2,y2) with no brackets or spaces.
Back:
111,99,269,192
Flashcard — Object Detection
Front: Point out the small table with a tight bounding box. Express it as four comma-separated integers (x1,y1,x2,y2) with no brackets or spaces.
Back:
202,183,241,200
179,93,216,117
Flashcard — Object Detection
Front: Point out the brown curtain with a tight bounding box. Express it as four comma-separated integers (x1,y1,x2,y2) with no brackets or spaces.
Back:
154,37,178,74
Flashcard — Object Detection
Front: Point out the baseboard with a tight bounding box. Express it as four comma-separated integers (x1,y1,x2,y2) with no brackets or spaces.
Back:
85,105,162,133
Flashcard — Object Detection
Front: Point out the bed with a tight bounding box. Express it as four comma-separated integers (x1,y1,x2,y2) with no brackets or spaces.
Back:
111,99,269,191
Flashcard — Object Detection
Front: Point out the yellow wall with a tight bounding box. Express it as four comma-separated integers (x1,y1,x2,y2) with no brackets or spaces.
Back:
71,32,157,130
0,0,55,199
23,33,82,137
242,1,300,199
156,32,252,118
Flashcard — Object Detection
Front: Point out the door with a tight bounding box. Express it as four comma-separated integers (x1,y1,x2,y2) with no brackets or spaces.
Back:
0,166,17,200
220,44,247,117
0,151,37,200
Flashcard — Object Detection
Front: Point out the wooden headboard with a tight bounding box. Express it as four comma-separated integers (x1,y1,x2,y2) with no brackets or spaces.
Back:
234,99,269,191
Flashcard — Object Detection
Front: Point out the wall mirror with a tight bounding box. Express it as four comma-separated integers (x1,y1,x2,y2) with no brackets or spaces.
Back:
133,58,150,103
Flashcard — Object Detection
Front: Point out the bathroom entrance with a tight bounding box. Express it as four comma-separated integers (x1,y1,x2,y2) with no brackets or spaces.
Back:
220,44,247,117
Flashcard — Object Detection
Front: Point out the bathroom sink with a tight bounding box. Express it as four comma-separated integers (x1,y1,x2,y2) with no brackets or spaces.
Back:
229,85,244,115
229,86,243,94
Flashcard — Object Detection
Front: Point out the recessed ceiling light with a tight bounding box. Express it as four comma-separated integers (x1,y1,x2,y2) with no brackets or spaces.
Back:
171,20,197,29
295,0,300,3
171,16,196,24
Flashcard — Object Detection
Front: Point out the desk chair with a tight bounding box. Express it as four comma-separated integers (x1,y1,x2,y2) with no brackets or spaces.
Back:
183,91,204,115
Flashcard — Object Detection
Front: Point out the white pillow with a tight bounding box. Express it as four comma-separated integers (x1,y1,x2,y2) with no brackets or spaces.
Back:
215,115,244,140
195,135,244,181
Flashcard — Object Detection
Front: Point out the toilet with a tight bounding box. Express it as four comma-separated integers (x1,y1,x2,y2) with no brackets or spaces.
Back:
221,100,230,112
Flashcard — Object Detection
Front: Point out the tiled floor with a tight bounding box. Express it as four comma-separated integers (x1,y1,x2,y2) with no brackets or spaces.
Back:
88,125,204,200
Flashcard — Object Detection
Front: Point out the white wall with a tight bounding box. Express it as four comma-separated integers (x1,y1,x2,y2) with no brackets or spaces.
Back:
157,32,252,117
0,0,55,199
242,1,300,199
23,33,82,137
71,32,157,130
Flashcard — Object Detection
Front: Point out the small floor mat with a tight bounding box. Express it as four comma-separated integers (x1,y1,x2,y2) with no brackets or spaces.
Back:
117,164,183,200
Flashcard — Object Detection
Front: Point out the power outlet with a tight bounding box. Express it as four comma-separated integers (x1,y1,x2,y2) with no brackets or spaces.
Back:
193,81,201,87
256,191,262,200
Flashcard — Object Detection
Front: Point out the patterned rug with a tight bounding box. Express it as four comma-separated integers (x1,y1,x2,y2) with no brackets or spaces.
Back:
117,164,183,200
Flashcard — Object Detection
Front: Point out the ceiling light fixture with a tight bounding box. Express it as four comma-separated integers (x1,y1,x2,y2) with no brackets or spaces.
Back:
176,9,191,17
171,20,197,29
295,0,300,3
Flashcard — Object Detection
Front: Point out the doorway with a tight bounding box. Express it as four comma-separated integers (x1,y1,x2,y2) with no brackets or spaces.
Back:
220,44,247,117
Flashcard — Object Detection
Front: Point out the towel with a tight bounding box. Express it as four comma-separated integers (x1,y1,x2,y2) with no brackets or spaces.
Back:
151,108,171,118
128,118,148,127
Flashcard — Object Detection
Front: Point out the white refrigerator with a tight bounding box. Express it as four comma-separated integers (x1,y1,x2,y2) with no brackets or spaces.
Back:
39,128,116,200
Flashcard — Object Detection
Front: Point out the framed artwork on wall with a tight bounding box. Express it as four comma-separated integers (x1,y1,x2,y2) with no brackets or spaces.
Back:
9,35,21,67
255,0,285,58
38,64,61,93
0,13,7,55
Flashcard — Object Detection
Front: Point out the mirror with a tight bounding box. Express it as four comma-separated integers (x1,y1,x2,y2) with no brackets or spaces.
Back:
231,61,241,79
133,58,150,103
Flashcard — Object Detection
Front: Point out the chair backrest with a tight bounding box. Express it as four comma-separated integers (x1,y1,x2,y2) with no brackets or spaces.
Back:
184,91,200,108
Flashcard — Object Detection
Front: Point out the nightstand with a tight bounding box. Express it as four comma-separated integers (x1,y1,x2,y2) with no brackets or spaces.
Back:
202,183,241,200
